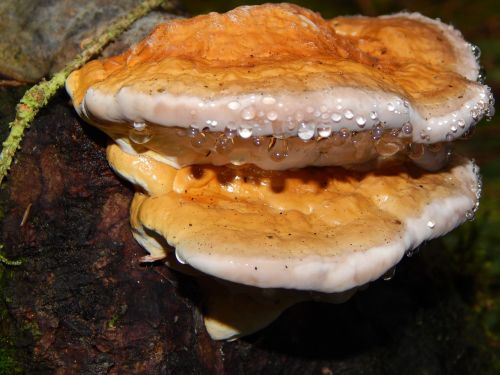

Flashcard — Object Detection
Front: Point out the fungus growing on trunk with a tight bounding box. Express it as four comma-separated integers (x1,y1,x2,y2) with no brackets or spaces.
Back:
66,3,493,340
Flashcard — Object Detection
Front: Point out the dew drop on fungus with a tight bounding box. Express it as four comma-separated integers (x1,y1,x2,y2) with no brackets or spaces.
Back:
227,101,240,110
477,67,487,84
457,119,466,128
375,139,400,156
224,127,237,138
262,96,276,105
343,109,354,120
387,102,395,112
268,138,288,161
465,210,475,221
237,124,253,139
129,122,152,144
331,112,342,122
371,123,384,140
382,267,396,281
408,143,425,160
252,136,265,147
215,135,234,154
402,122,413,135
427,221,435,229
471,43,481,59
369,111,378,120
355,116,366,127
241,107,256,120
317,125,332,138
332,128,350,145
188,126,199,138
266,111,278,121
190,131,207,148
298,122,315,141
133,121,146,131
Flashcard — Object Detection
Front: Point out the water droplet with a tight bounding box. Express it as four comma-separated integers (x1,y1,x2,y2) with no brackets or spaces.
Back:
215,135,234,154
471,43,481,59
465,210,475,221
129,125,152,144
477,67,487,84
176,251,187,265
266,111,278,121
427,220,435,229
332,128,350,145
450,125,458,133
268,138,288,162
375,140,400,156
355,116,366,127
224,127,237,138
406,246,420,258
408,143,425,160
369,111,378,120
190,131,207,148
387,102,395,112
382,267,396,281
306,106,314,114
314,110,321,118
238,124,253,139
262,96,276,105
252,136,265,147
457,119,466,128
419,131,430,141
402,122,413,135
298,122,315,141
241,107,256,120
133,121,146,130
227,101,240,110
188,126,199,138
470,109,480,120
343,109,354,120
317,125,332,138
371,123,384,140
331,112,342,122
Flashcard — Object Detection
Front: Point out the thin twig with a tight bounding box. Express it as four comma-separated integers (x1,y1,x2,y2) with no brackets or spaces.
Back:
0,80,26,88
0,0,175,184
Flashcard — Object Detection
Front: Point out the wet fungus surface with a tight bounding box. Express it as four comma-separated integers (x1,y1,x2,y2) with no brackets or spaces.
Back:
66,3,493,339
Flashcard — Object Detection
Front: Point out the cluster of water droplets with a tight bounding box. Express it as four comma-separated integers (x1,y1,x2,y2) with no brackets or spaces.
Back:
465,160,483,221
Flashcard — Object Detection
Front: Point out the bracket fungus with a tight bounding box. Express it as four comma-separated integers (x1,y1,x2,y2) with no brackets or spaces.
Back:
66,3,494,340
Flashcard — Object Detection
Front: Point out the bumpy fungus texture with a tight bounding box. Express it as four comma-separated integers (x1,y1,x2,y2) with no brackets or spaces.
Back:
66,3,492,339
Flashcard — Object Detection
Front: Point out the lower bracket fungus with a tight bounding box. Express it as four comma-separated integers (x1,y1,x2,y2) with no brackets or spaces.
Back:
66,3,493,340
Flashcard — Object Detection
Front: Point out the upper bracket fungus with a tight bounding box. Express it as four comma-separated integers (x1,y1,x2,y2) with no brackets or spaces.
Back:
66,3,493,339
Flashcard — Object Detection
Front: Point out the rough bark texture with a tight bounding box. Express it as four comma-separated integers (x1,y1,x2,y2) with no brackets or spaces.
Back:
0,90,496,374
